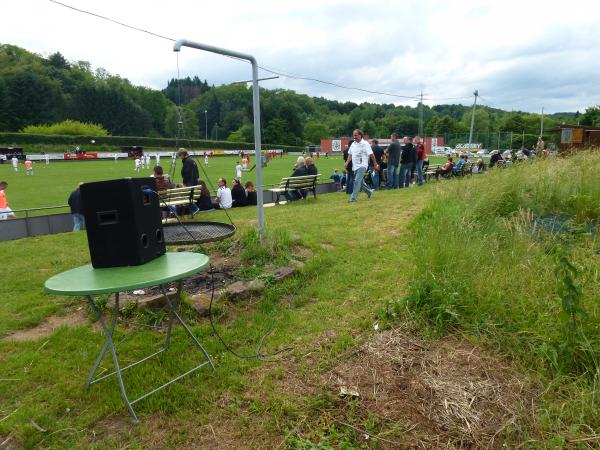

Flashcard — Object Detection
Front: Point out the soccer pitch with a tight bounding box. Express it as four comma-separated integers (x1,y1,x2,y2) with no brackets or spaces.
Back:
0,154,449,212
0,154,344,211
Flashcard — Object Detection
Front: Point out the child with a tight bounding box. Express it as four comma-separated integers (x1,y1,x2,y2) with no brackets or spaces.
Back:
340,170,347,191
330,169,342,191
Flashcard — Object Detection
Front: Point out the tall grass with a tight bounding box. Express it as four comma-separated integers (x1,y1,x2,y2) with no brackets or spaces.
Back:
401,151,600,440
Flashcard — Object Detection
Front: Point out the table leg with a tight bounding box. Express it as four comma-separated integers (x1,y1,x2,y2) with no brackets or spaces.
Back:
85,293,139,422
159,286,215,372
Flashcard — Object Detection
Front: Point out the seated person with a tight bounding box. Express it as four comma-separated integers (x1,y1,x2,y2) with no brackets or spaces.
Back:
212,178,232,209
152,165,173,191
472,158,484,173
330,169,342,191
453,154,468,173
197,184,214,211
489,150,502,167
439,157,455,176
231,178,247,207
285,156,308,202
245,181,258,206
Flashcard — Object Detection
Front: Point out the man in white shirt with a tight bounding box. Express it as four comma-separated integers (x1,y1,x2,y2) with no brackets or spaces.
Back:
213,178,232,209
11,156,18,172
345,129,379,202
134,157,141,172
155,153,160,166
235,161,243,180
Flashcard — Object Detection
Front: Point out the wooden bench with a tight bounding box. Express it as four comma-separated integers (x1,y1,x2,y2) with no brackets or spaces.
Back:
157,185,202,218
424,164,442,182
270,174,320,204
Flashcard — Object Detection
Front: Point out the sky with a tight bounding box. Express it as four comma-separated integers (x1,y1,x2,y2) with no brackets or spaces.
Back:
2,0,600,114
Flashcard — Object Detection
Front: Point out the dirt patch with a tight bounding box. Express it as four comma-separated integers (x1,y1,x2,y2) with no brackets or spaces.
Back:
4,308,89,342
323,328,532,448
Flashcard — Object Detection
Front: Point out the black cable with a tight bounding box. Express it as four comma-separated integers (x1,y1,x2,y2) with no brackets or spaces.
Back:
146,188,290,361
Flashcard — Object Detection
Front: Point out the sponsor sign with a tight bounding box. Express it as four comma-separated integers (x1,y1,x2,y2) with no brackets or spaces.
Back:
26,154,65,161
455,143,482,150
63,153,98,159
331,140,342,152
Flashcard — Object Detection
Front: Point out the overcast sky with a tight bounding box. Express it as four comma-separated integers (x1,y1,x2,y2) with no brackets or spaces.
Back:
2,0,600,114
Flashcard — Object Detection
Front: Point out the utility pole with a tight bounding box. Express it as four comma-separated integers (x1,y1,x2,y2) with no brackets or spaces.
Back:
418,90,424,137
540,107,544,137
204,110,208,140
468,90,479,145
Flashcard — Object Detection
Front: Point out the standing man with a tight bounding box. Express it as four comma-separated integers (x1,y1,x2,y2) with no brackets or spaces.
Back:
386,133,401,188
113,153,119,163
345,129,378,202
11,156,18,172
235,161,243,180
134,156,141,172
370,139,384,189
415,137,426,186
343,142,354,195
178,148,199,186
45,153,50,165
155,153,160,166
398,136,416,188
68,183,85,231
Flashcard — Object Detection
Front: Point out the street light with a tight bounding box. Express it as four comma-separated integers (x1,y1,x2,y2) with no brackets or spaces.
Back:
204,110,208,140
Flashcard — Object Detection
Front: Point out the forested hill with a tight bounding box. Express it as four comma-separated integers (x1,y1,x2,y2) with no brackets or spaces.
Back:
0,43,596,146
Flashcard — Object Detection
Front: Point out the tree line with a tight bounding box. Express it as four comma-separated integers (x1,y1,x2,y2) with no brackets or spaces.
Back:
1,44,598,146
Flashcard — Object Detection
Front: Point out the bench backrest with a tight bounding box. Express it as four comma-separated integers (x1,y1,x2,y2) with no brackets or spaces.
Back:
279,174,320,189
158,186,202,203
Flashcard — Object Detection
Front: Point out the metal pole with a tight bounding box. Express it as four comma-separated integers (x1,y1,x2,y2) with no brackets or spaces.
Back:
540,107,544,136
468,90,478,145
418,90,424,137
204,110,208,140
173,39,265,236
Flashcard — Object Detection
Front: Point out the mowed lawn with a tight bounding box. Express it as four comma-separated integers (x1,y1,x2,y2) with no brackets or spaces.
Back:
0,154,449,212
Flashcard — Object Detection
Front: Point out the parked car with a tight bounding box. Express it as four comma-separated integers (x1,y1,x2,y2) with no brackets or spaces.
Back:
433,146,453,155
476,149,490,157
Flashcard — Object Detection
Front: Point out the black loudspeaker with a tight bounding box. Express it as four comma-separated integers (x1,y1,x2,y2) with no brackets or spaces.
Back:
81,178,166,268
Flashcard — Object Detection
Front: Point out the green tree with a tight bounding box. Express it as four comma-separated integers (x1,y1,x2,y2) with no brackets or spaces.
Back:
164,106,199,140
303,122,330,144
580,106,600,127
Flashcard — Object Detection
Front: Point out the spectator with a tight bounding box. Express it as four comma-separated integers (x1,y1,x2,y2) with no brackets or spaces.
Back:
398,136,415,188
415,137,426,186
0,181,17,220
231,179,248,207
197,184,214,211
489,150,502,167
330,169,342,191
472,158,484,174
345,129,378,202
152,165,173,191
68,183,85,231
306,156,318,175
386,133,401,188
178,148,199,186
370,139,384,189
439,157,455,176
285,157,309,202
453,154,468,174
343,142,355,194
245,181,258,206
212,178,233,209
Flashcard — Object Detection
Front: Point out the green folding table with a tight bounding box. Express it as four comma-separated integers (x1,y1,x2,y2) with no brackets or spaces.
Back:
44,252,214,422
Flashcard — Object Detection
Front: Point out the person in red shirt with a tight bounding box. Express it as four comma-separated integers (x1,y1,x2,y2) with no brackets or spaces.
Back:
415,137,427,185
24,159,33,175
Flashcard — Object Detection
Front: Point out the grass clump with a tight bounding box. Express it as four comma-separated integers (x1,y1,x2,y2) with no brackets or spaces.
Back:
400,150,600,440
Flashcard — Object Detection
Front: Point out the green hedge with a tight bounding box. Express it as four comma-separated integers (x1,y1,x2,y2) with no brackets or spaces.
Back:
0,132,303,152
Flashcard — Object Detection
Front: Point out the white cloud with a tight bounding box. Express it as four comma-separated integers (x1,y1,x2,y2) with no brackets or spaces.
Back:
2,0,600,113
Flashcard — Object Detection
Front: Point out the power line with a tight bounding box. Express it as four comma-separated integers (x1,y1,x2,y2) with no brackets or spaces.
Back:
47,0,422,101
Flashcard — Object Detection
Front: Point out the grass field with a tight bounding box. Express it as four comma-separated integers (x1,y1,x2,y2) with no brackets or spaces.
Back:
2,152,597,448
0,154,449,212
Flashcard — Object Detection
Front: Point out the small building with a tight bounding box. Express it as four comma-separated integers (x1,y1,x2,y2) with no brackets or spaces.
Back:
554,124,600,151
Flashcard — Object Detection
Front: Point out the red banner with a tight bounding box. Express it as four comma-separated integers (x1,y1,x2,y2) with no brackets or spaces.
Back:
63,153,98,159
